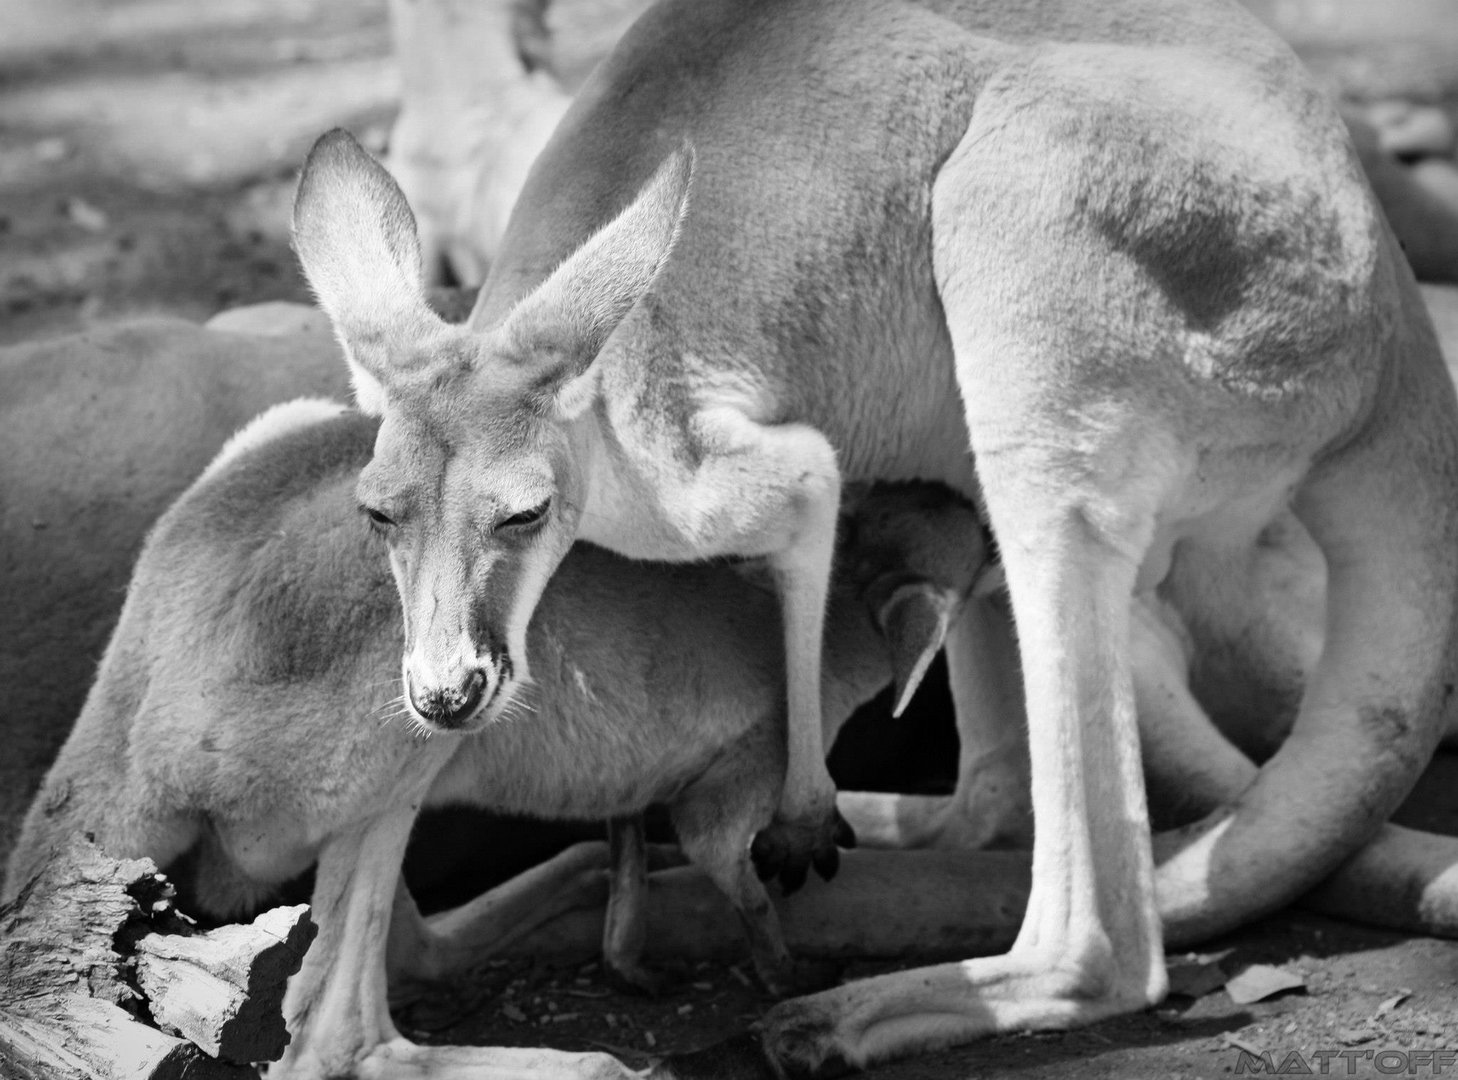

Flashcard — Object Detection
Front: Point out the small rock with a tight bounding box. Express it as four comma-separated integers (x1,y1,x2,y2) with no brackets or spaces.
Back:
1225,964,1306,1005
1375,991,1411,1018
63,197,108,233
501,1003,527,1023
1364,99,1456,158
1222,1034,1264,1057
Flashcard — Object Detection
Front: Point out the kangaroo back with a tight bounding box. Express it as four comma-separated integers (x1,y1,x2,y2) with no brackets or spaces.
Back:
0,322,349,873
4,406,410,908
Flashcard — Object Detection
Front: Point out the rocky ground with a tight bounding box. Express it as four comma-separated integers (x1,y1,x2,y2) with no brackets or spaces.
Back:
6,0,1458,1077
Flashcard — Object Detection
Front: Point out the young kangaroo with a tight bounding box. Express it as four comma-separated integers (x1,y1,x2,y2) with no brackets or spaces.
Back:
291,0,1458,1072
6,401,985,1080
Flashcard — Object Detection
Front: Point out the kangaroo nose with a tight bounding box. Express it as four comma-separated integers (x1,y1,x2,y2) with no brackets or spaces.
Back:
408,669,487,730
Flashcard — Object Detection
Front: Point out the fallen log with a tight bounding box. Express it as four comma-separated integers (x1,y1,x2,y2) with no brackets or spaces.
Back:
483,823,1458,967
1,993,243,1080
0,835,314,1079
487,848,1031,964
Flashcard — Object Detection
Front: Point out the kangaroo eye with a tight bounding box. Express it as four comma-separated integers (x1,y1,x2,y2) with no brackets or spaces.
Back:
499,500,550,530
361,505,396,531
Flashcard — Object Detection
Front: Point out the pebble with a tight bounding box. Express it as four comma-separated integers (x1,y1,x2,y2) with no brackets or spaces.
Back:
1364,100,1457,158
63,197,108,233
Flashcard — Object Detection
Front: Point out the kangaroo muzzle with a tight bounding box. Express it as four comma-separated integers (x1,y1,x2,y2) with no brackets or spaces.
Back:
403,645,515,731
406,667,487,730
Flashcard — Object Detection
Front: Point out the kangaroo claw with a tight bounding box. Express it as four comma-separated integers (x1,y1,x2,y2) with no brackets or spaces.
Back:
750,808,857,895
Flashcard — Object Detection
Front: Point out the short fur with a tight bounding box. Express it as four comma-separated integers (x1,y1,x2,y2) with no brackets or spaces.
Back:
0,319,349,873
6,405,985,1079
385,0,575,287
290,0,1458,1073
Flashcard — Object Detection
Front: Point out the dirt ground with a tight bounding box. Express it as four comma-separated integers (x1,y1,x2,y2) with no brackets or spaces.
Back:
0,0,393,348
7,1,1458,1077
389,754,1458,1080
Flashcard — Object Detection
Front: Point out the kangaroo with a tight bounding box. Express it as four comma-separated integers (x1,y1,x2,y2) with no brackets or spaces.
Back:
379,0,1458,859
382,0,1458,294
290,0,1458,1072
385,0,576,287
380,0,1458,884
6,400,986,1079
0,319,350,874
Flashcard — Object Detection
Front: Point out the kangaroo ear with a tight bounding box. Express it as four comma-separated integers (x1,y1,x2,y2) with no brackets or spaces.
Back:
877,584,962,718
292,128,441,415
493,145,695,418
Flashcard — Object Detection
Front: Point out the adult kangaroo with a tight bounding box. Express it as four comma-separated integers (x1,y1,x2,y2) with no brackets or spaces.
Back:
291,0,1458,1072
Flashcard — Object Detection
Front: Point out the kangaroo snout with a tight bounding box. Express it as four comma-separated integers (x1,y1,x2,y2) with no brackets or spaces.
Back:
404,641,517,731
406,667,489,730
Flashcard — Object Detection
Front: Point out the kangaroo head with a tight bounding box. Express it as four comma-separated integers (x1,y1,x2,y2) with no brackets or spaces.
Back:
840,483,992,716
292,128,692,732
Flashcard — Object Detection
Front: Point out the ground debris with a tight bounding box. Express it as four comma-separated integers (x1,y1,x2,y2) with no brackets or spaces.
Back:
1224,964,1308,1005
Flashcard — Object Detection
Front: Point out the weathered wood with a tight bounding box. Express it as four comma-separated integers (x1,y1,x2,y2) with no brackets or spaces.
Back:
1,835,314,1078
1,994,251,1080
135,905,314,1064
1,833,167,1008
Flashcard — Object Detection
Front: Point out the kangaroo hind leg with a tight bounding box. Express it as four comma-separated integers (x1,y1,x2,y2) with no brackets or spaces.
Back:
1157,278,1458,942
747,161,1197,1078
